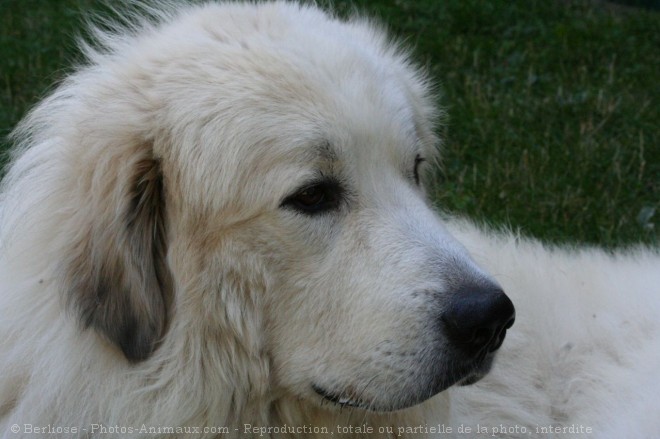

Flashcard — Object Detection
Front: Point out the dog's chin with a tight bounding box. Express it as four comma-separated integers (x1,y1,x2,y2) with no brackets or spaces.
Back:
312,354,496,412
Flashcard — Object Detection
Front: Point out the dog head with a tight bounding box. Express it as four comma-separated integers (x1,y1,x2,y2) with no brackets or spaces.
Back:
20,2,514,412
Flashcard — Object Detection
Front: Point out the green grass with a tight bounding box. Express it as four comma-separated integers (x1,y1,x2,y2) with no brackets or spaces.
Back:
1,0,658,246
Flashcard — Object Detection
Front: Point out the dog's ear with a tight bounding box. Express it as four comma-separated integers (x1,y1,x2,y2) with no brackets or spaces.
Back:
64,149,171,362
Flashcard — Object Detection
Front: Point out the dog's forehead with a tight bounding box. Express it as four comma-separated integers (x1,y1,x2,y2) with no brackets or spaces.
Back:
155,3,436,210
209,19,419,153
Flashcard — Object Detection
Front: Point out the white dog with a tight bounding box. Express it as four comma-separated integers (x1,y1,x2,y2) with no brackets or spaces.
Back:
1,2,658,438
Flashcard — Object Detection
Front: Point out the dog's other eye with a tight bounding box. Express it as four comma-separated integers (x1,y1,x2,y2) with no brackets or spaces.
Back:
282,180,343,215
414,154,426,186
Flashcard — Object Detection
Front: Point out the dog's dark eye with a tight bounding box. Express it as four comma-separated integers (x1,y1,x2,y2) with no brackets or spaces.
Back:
282,180,343,215
414,154,426,186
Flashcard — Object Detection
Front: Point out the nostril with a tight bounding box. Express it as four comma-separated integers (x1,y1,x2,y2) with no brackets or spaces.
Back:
489,320,512,352
472,327,493,346
488,329,507,352
487,313,515,352
442,284,515,356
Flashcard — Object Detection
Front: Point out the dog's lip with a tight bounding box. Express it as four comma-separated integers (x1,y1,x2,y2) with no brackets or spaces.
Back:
456,370,486,386
311,351,496,411
455,352,495,386
312,384,366,409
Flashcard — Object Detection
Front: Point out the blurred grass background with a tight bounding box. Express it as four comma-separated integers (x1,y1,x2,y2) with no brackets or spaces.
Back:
1,0,658,246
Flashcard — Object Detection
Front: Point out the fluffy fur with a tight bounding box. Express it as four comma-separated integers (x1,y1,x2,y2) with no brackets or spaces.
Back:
1,1,658,438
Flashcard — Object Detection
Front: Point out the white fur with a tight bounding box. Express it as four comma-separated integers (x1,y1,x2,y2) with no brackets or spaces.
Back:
1,2,658,438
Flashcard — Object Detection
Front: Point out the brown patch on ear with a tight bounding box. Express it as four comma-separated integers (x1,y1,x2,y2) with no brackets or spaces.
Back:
65,152,171,362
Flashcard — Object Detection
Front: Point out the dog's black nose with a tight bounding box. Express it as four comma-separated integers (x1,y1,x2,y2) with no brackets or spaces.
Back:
442,284,515,356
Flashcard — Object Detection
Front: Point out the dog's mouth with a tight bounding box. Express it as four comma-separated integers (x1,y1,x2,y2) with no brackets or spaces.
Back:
312,384,367,409
456,370,487,386
312,350,497,412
